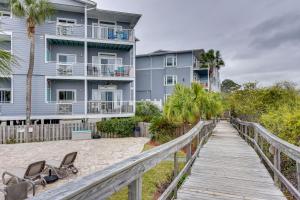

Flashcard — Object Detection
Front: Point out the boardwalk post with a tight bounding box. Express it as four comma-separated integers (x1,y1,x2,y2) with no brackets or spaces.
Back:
297,162,300,191
274,148,281,188
173,152,178,198
254,127,258,150
186,142,192,175
128,177,142,200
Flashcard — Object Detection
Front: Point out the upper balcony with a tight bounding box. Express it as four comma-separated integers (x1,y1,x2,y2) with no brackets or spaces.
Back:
87,25,135,42
51,23,135,43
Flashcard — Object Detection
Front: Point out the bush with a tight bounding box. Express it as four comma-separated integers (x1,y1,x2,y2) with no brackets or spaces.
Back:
136,102,161,122
149,116,178,144
260,105,300,146
96,118,136,137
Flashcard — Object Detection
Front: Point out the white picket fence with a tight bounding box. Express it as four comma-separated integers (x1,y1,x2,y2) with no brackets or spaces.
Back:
0,123,100,144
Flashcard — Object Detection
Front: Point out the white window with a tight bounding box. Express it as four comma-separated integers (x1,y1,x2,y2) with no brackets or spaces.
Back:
0,89,11,103
57,18,77,25
165,55,177,67
57,90,76,103
0,34,12,52
164,75,177,86
57,54,76,64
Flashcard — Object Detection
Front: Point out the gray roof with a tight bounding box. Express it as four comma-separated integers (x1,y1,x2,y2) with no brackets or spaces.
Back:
137,49,204,59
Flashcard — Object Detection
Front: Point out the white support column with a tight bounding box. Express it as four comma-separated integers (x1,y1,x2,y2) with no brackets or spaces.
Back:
133,43,136,113
84,6,88,116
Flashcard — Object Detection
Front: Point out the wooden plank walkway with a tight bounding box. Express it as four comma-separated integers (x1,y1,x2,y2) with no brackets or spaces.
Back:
177,121,286,200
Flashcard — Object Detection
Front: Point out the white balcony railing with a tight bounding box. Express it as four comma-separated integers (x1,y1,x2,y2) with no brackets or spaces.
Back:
87,101,134,114
57,103,73,115
56,24,74,36
88,25,134,42
56,63,73,76
87,64,133,78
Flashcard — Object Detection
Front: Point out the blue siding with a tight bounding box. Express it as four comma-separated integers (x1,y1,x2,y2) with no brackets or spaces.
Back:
136,52,193,102
0,2,137,120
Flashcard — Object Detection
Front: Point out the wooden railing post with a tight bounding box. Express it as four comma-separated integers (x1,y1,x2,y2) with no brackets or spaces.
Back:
173,152,178,198
297,162,300,191
128,177,142,200
274,148,281,188
186,142,192,175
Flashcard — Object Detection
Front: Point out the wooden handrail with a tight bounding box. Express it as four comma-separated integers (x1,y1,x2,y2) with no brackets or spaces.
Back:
231,118,300,199
31,120,216,200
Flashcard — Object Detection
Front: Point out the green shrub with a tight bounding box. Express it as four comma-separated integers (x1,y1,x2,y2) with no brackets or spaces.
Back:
260,105,300,146
97,118,136,137
149,116,178,144
136,102,161,122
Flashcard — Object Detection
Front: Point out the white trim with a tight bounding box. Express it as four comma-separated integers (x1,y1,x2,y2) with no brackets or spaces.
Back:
10,75,13,104
56,89,77,103
136,66,192,71
0,32,12,54
56,53,77,64
0,76,13,104
57,17,77,25
45,34,135,46
164,75,177,86
0,113,135,121
165,55,177,67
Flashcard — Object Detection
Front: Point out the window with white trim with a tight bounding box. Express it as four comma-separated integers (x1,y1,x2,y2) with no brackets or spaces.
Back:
57,90,76,103
164,75,177,86
57,54,76,64
165,55,177,67
57,18,77,25
0,89,11,103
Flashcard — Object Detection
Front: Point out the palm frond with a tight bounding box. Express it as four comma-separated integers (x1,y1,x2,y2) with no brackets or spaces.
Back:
0,50,15,76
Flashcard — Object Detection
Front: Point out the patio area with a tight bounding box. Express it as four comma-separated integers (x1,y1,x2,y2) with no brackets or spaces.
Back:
0,137,149,197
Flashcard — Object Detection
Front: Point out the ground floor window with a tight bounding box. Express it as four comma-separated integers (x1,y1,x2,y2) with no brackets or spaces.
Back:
0,89,11,103
57,90,76,103
164,75,177,86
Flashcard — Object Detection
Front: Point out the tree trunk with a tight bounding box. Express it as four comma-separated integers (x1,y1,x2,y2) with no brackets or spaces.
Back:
26,35,35,125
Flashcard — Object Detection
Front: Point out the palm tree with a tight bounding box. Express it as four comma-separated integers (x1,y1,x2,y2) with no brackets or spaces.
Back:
199,49,225,91
10,0,54,124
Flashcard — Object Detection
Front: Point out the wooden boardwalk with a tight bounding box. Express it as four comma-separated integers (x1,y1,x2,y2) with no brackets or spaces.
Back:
177,121,286,200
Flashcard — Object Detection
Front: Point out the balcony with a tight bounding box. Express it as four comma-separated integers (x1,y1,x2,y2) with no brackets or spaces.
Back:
87,63,133,78
87,25,134,42
52,23,135,43
87,101,134,114
56,23,84,38
42,62,85,77
57,103,73,115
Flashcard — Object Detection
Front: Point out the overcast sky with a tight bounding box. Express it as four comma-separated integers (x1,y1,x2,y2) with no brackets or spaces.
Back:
96,0,300,86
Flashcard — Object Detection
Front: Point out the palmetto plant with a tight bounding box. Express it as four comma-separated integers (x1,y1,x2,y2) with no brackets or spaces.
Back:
10,0,54,124
164,83,224,128
164,84,200,131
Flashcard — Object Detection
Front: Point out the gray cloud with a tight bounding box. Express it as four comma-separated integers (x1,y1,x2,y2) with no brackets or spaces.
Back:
96,0,300,86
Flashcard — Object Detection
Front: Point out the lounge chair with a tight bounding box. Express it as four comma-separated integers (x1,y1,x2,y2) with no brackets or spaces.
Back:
2,161,46,194
0,181,35,200
46,152,78,179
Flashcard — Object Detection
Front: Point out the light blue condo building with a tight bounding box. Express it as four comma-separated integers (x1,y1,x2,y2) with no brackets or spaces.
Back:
0,0,140,123
136,50,221,103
